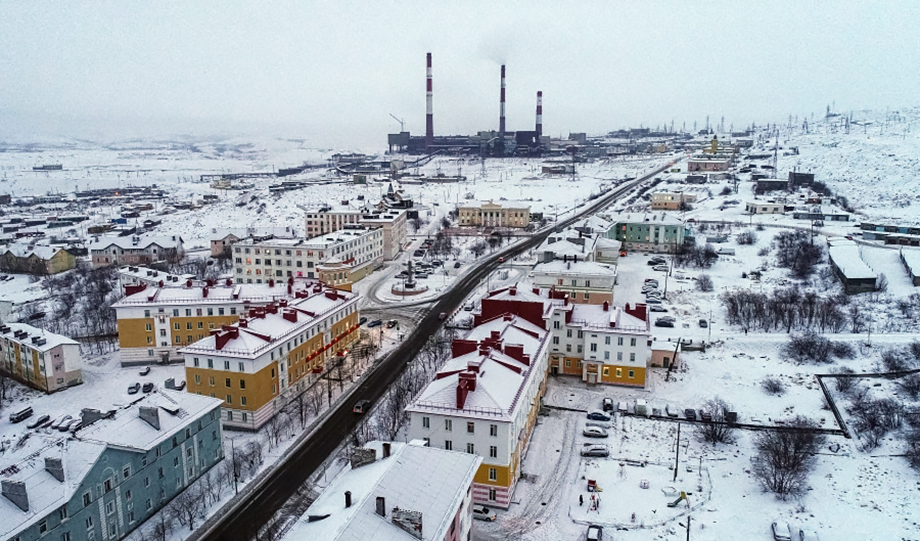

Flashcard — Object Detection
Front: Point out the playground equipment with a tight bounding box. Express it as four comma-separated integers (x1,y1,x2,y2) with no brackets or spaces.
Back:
587,479,603,492
667,491,689,508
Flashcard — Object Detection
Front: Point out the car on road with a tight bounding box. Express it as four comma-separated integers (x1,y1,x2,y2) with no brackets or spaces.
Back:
27,415,50,429
464,303,474,311
142,382,154,393
771,522,792,541
352,399,371,414
581,444,609,457
128,382,141,394
367,319,383,328
583,426,608,438
655,318,674,328
619,251,627,257
497,257,505,263
438,312,447,320
359,317,368,325
454,261,461,269
472,504,497,521
386,319,398,328
699,319,708,328
649,305,668,312
587,524,604,541
684,408,697,420
602,397,613,411
139,366,151,376
845,235,854,241
586,410,611,421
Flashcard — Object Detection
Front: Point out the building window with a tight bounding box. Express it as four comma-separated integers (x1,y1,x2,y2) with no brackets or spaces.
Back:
584,292,590,300
604,351,610,360
226,395,232,405
630,338,637,347
123,466,130,479
488,468,497,481
630,353,636,362
628,369,635,378
490,424,497,437
566,329,572,338
467,422,475,434
83,492,91,507
104,479,112,493
617,337,624,346
445,440,452,451
444,419,452,431
590,343,597,352
422,416,430,429
225,378,231,387
194,374,201,384
565,359,571,367
489,445,498,458
616,368,622,378
603,367,610,376
552,336,559,345
617,352,623,361
466,442,475,454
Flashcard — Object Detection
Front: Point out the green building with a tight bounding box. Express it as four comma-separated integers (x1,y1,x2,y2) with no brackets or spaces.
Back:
608,213,689,253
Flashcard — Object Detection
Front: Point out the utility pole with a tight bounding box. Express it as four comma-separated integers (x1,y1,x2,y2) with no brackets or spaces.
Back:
707,309,712,343
673,422,681,482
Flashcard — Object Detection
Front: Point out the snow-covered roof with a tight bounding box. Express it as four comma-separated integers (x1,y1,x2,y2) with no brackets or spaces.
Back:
828,242,877,280
608,212,685,226
409,315,549,421
88,235,183,251
459,200,531,210
2,244,66,261
180,286,358,359
538,230,598,259
568,303,649,334
0,389,222,539
532,259,615,277
235,226,377,250
0,322,78,352
901,249,920,278
113,279,320,307
572,215,613,233
286,441,481,541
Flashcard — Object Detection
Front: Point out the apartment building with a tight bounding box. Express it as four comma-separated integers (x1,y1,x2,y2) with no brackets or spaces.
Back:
0,390,223,541
117,266,196,295
285,441,481,541
89,235,184,267
0,323,82,392
406,313,550,508
650,192,697,210
304,206,407,260
609,213,689,253
181,284,360,430
458,201,530,228
531,259,617,305
233,226,384,289
112,278,320,366
0,245,76,275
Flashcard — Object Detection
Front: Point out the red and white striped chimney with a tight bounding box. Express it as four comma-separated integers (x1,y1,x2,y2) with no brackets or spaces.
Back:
499,64,506,140
535,91,543,139
425,53,433,149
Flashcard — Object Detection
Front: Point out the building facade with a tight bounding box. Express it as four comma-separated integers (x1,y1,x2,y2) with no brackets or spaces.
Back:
89,236,184,267
406,313,550,508
458,201,530,228
687,155,731,172
181,285,360,430
0,246,76,275
0,390,223,541
232,227,384,286
112,279,315,366
304,207,407,261
0,323,82,392
745,201,784,215
530,260,616,305
609,214,688,253
650,192,696,211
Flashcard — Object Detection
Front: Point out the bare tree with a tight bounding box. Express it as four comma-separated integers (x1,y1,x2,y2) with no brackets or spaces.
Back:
751,417,825,499
169,483,206,531
282,390,310,430
696,397,737,444
696,274,714,292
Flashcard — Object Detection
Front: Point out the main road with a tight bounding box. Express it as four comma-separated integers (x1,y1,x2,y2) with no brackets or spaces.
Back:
197,158,679,541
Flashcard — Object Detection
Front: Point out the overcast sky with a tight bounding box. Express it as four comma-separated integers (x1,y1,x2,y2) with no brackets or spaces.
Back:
1,1,918,149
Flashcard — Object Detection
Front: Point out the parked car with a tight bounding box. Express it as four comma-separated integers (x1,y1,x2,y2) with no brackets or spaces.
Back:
586,410,611,421
142,382,154,393
665,405,679,418
359,317,368,325
386,319,398,328
684,408,697,420
586,524,604,541
128,382,141,394
416,273,429,279
646,291,662,299
352,399,371,414
581,444,609,457
647,259,664,266
69,421,82,433
645,298,663,305
602,397,613,411
653,265,669,272
644,278,659,285
9,406,33,423
454,261,461,269
699,319,708,328
27,414,50,429
649,305,668,312
431,260,443,266
583,426,608,438
464,303,474,311
472,504,497,521
50,415,72,430
798,530,819,541
139,366,151,376
59,419,79,432
655,319,674,328
174,380,187,391
771,522,792,541
367,319,383,328
617,401,628,413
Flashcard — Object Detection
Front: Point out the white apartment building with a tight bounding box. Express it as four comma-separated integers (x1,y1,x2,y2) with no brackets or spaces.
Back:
531,259,617,305
304,207,407,260
0,323,82,393
232,226,384,286
406,314,550,508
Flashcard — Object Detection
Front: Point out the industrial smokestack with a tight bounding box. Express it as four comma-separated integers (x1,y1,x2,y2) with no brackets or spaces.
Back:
499,65,506,142
535,91,543,139
426,53,433,149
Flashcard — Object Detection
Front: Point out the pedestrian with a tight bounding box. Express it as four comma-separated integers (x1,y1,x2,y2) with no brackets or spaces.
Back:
579,494,583,506
744,327,748,335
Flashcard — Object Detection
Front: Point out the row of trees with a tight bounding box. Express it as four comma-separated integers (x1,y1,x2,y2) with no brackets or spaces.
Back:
721,288,849,333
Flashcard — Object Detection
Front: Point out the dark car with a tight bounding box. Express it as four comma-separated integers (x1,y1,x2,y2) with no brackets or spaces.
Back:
128,382,141,394
587,524,604,541
602,398,614,412
586,410,611,421
367,319,383,328
142,382,154,393
454,261,461,269
386,319,398,328
360,317,368,325
655,319,675,328
139,366,151,376
649,305,668,312
699,319,708,328
684,408,697,420
438,312,447,320
352,399,371,414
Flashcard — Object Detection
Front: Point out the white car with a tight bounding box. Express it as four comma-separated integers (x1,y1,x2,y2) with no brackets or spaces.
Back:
798,530,819,541
581,443,609,457
583,426,608,438
771,521,792,541
472,504,496,521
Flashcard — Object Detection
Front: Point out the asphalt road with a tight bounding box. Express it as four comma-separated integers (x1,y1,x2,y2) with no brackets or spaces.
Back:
197,159,677,541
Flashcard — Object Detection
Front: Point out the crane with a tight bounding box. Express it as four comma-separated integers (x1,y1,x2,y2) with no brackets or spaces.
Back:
389,114,405,132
